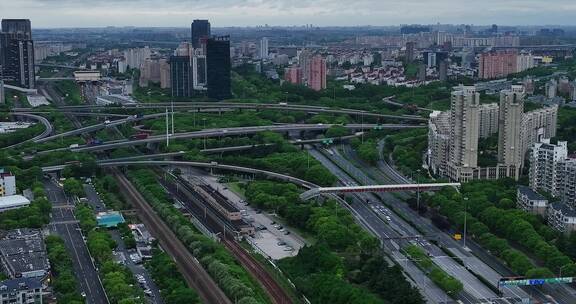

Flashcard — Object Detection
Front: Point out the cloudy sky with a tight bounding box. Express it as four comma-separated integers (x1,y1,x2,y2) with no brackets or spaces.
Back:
0,0,575,28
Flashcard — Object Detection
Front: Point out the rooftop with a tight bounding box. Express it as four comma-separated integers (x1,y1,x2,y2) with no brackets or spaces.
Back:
518,186,547,201
550,202,576,218
0,277,42,293
0,195,31,210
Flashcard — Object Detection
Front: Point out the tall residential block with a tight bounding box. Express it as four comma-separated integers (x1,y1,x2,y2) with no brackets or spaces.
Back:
308,55,327,91
191,20,210,49
529,140,568,197
427,111,451,177
498,85,525,166
478,49,517,79
405,41,416,62
284,66,303,85
449,86,480,169
478,103,499,138
259,37,269,59
521,105,558,159
123,47,151,70
206,36,231,100
0,19,35,89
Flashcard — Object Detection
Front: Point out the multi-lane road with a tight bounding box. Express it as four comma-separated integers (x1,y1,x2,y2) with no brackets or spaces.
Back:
308,147,531,304
45,180,108,304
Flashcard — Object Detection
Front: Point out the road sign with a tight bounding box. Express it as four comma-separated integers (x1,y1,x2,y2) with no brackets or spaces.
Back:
499,277,573,287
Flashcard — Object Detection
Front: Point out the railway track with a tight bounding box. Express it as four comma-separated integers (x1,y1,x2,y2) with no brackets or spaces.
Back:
222,238,293,304
161,172,293,304
114,171,232,304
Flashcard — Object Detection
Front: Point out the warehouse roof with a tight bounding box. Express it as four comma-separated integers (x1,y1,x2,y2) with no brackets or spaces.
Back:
0,195,30,211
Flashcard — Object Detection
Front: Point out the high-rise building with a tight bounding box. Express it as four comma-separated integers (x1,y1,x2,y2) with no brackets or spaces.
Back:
429,86,557,182
516,52,535,73
159,59,171,89
478,103,499,138
427,110,451,176
438,59,449,82
521,105,558,159
545,79,558,99
170,56,192,98
498,85,525,166
259,37,269,59
1,20,31,39
206,36,231,100
191,20,210,49
0,79,4,104
0,19,35,89
478,49,518,79
405,41,416,63
529,140,568,197
449,86,480,169
284,66,303,85
192,50,207,91
298,49,312,85
123,47,151,70
308,55,326,91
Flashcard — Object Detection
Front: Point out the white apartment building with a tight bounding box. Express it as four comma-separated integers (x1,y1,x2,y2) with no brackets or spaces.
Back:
0,170,16,197
529,140,568,197
517,185,548,216
547,202,576,233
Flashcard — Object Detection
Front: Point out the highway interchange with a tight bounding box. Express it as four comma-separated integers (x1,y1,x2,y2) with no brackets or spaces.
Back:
11,84,573,304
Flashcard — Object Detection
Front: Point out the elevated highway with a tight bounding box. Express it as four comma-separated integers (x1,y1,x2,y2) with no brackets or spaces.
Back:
2,113,54,149
42,160,318,189
34,113,164,143
52,102,429,121
67,124,421,153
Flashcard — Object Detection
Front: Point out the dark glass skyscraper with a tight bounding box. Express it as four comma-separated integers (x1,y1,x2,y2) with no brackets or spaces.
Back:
191,20,210,49
170,56,192,98
0,19,35,89
1,19,32,39
206,36,231,100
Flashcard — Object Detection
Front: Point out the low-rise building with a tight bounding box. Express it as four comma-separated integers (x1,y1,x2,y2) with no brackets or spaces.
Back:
0,277,43,304
0,195,30,213
547,202,576,233
517,186,548,216
0,237,49,279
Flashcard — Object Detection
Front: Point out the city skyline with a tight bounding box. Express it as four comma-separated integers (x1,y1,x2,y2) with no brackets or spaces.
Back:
3,0,576,28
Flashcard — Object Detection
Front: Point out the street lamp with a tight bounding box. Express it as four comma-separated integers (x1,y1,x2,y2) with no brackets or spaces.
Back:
416,169,421,212
463,197,469,250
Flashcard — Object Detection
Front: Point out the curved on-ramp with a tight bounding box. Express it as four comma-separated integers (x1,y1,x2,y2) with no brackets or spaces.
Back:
2,113,54,149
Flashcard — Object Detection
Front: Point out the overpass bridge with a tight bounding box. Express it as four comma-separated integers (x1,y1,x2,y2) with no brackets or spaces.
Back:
42,160,319,189
36,63,82,70
67,124,420,153
34,113,164,143
299,183,461,200
54,102,429,121
3,84,38,94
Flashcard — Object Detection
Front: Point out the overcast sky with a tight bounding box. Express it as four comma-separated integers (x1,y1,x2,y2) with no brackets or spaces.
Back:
0,0,575,28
